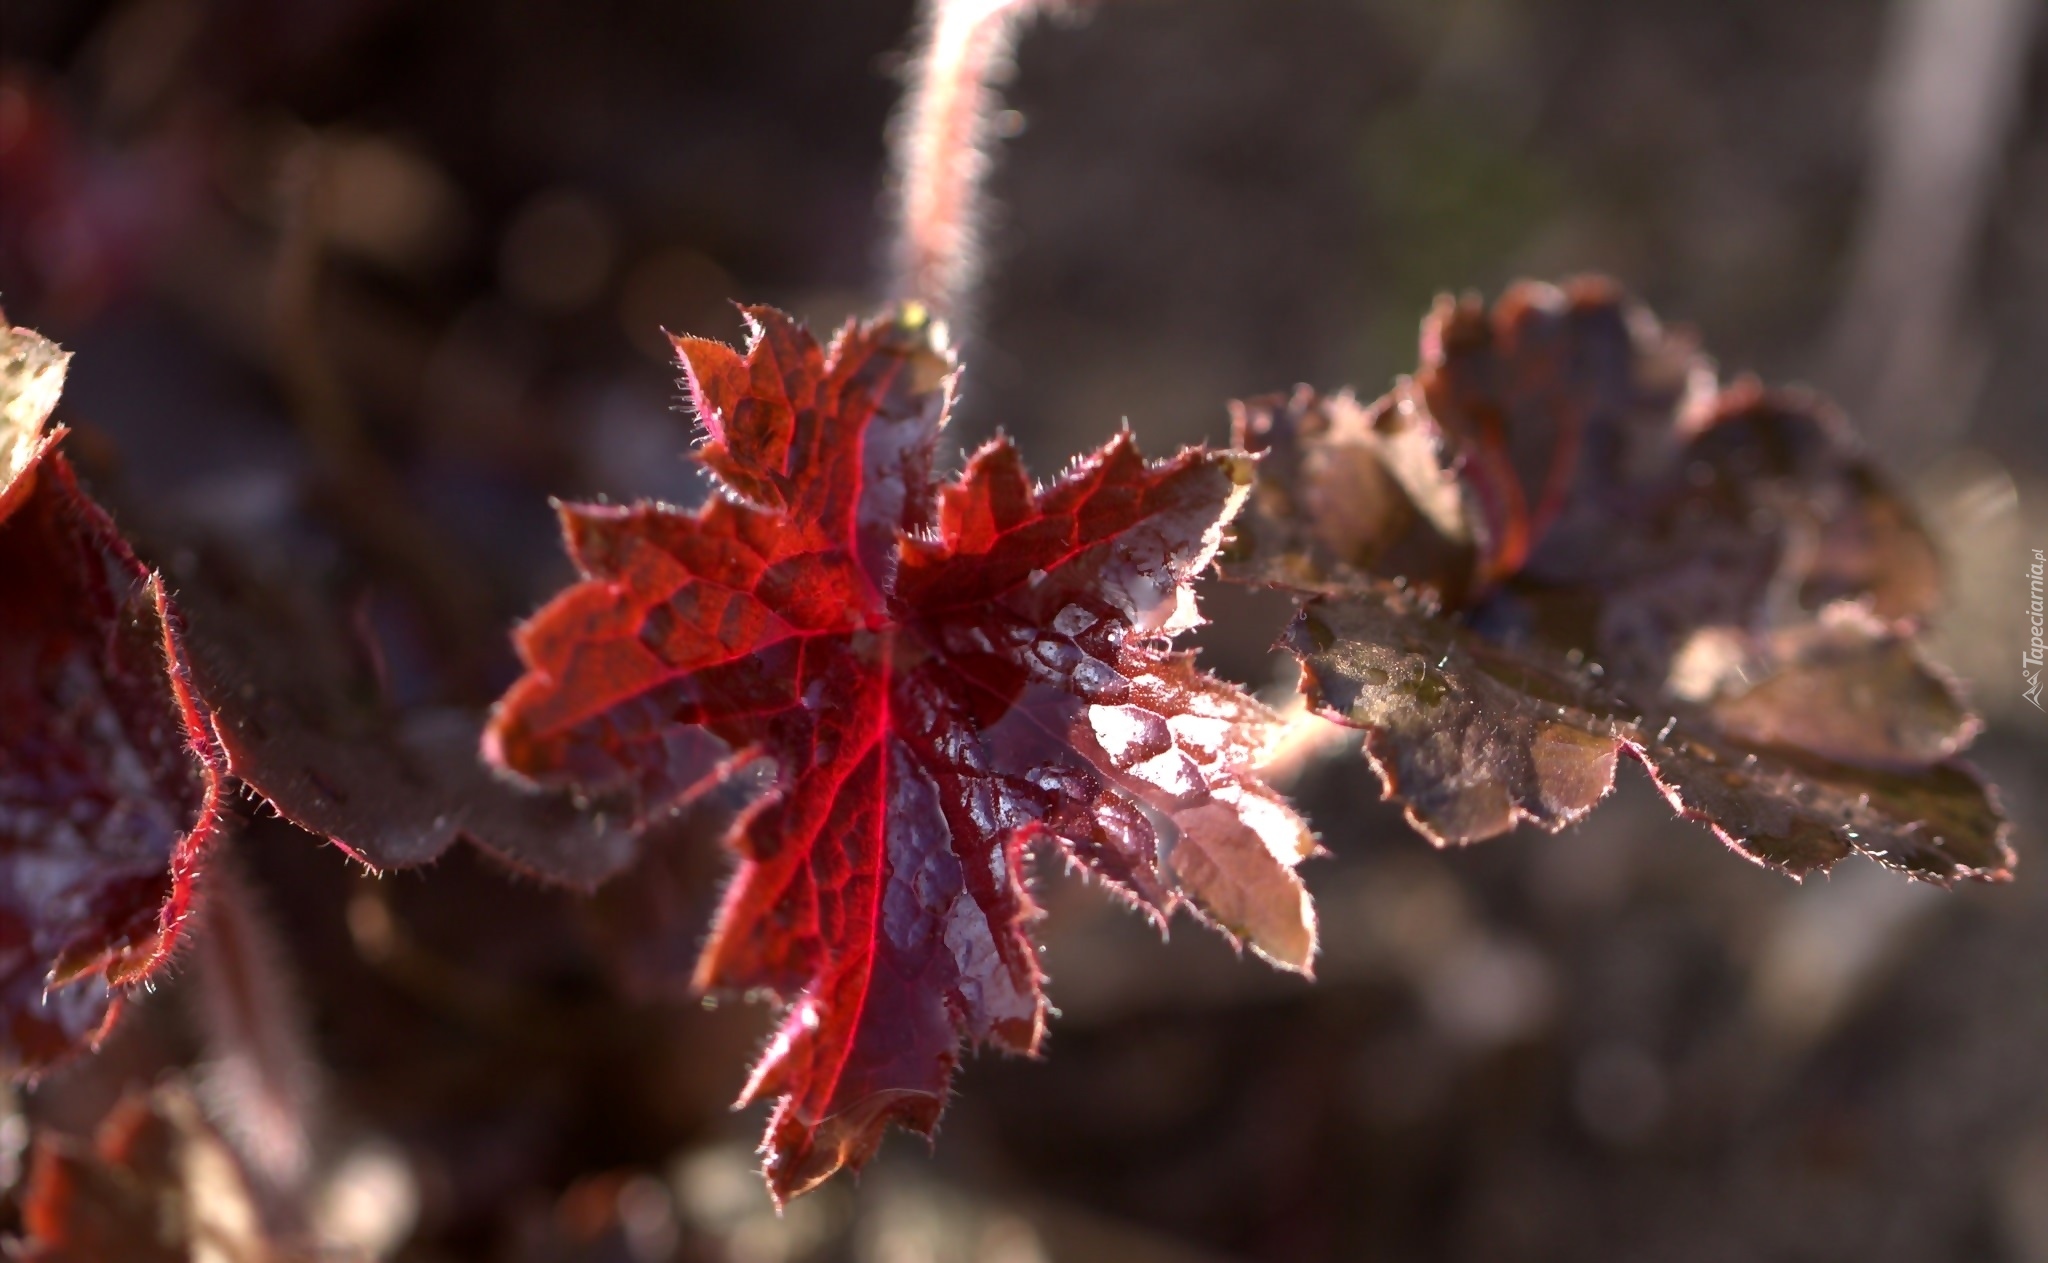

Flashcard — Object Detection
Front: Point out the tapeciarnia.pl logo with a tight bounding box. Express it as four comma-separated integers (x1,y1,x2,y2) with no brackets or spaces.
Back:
2028,548,2045,710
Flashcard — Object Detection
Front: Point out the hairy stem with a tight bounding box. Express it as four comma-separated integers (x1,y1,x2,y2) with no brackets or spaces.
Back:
888,0,1058,326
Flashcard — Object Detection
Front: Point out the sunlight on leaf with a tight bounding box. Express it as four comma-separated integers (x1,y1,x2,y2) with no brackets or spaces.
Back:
487,305,1314,1202
1231,278,2009,883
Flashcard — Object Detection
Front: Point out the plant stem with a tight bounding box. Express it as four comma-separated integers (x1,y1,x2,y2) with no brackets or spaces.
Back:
888,0,1058,327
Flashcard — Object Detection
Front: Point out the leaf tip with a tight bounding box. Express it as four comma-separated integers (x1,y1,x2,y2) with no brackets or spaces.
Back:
758,1088,944,1209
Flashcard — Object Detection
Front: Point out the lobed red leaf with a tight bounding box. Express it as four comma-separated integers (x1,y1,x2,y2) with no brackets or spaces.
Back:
487,306,1313,1202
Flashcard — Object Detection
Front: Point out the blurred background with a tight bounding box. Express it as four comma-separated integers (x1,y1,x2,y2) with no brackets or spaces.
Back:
4,0,2048,1258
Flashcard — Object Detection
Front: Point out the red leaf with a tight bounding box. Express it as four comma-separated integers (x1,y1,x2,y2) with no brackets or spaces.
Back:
0,323,229,1073
487,306,1313,1202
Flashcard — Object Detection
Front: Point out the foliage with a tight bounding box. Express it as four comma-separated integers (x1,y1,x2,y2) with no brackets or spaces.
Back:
0,1,2014,1233
1225,278,2009,881
484,305,1315,1202
0,322,226,1073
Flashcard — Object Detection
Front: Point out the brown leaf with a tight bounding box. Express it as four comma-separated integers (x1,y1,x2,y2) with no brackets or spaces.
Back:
170,558,646,888
1288,586,2007,882
16,1084,274,1262
1224,384,1478,602
1244,278,2009,883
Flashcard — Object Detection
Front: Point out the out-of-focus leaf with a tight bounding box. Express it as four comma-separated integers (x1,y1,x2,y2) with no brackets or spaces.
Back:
14,1084,272,1262
1236,278,2009,882
486,305,1313,1202
1,309,642,1082
0,322,229,1074
0,74,209,325
1224,385,1478,601
169,557,650,889
1414,277,1711,585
